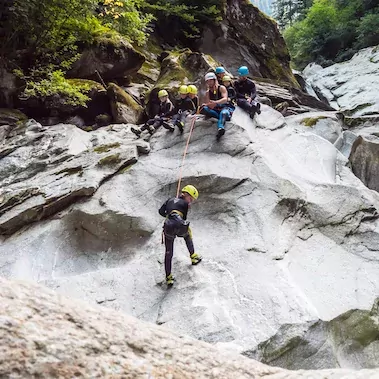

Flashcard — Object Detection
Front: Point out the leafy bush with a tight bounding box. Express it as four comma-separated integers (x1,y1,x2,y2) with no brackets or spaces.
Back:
18,70,92,107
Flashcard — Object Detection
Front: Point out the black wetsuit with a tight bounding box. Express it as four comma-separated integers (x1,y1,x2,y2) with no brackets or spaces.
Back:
141,99,175,133
159,196,195,276
234,78,260,116
171,96,196,129
225,85,237,106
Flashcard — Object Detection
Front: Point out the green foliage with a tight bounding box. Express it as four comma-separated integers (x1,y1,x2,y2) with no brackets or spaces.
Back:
284,0,379,68
19,70,92,107
356,11,379,48
2,0,152,70
143,0,224,42
273,0,313,29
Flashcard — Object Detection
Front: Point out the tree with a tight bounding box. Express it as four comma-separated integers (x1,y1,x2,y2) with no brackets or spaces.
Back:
272,0,313,29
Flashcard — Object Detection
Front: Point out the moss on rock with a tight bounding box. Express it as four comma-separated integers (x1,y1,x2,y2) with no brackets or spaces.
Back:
97,153,122,166
94,143,121,154
0,108,28,127
301,116,327,127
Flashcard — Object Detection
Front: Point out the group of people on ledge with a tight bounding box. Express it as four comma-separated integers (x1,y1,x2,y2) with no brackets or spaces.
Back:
131,65,261,140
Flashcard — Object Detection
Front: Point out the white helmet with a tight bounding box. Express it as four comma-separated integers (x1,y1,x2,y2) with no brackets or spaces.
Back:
204,72,217,81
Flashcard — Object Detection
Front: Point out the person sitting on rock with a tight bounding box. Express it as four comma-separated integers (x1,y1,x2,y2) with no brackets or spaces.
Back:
234,66,261,119
131,89,174,137
187,84,199,112
171,85,196,133
201,72,232,140
159,185,202,287
222,75,237,107
215,66,226,84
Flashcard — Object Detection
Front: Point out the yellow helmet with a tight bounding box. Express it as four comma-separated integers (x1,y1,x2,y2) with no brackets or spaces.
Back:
178,85,188,95
222,75,232,82
181,185,199,200
187,85,198,95
158,89,168,98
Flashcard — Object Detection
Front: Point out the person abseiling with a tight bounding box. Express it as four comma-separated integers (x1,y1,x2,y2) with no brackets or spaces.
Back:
159,185,202,286
215,66,226,84
234,66,261,119
131,89,174,136
201,72,231,140
187,84,199,112
171,85,196,133
222,75,237,106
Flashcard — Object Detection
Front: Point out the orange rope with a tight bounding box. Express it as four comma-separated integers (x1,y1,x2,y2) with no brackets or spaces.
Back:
176,107,203,197
176,115,197,197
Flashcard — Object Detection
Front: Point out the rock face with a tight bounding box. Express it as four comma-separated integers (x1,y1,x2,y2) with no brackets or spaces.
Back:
349,135,379,192
1,105,379,371
2,277,379,379
0,120,145,235
285,112,342,144
68,36,145,81
244,298,379,370
256,81,335,114
107,83,145,124
200,0,297,85
303,46,379,126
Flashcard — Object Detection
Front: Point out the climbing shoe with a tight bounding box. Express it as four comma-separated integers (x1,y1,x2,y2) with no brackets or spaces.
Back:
177,121,184,134
249,110,256,119
166,274,175,286
216,128,225,140
131,126,141,137
148,126,155,135
190,253,202,265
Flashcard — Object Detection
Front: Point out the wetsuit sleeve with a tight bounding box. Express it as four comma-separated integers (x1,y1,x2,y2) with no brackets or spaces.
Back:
159,200,168,217
185,98,196,112
162,101,174,118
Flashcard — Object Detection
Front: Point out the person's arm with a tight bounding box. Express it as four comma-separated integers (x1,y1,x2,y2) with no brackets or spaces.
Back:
202,90,210,106
158,200,168,217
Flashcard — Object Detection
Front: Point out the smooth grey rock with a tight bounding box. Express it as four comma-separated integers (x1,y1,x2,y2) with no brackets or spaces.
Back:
285,111,342,143
244,298,379,370
334,131,358,158
1,105,379,369
303,46,379,127
0,122,141,235
3,277,379,378
349,135,379,192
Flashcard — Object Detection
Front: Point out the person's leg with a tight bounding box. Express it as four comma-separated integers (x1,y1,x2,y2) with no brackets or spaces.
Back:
237,99,253,113
162,120,175,132
201,106,220,120
148,119,162,134
164,235,175,278
184,228,202,265
176,111,188,133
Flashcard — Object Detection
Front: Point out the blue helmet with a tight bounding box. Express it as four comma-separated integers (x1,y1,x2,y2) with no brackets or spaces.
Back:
215,67,226,74
238,66,249,76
